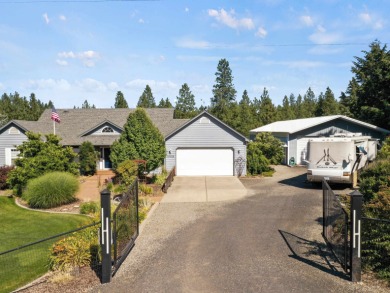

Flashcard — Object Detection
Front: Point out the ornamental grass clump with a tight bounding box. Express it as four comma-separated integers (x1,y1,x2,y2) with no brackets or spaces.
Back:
23,172,79,209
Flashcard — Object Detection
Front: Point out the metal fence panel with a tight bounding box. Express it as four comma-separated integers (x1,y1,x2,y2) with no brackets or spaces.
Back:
322,179,350,273
0,222,101,293
112,179,139,274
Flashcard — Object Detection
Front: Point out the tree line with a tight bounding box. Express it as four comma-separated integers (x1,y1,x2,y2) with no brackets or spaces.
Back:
1,41,389,136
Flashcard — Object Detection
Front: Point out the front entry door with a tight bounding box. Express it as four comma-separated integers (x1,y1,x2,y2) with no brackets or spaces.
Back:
102,148,112,169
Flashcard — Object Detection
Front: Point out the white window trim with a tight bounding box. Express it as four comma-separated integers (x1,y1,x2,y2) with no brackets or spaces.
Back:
5,148,19,166
8,127,20,135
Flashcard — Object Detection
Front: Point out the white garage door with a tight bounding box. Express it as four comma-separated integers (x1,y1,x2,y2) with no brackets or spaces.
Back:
176,149,234,176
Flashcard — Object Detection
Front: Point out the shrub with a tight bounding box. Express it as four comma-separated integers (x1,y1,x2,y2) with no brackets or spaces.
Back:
7,132,79,196
80,202,99,215
115,160,138,186
0,166,14,190
152,173,167,185
139,183,153,195
378,136,390,160
251,132,284,165
359,159,390,202
246,141,271,175
23,172,79,209
49,227,99,272
79,141,98,176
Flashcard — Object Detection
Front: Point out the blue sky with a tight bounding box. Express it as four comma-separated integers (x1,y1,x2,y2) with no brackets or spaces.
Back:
0,0,389,108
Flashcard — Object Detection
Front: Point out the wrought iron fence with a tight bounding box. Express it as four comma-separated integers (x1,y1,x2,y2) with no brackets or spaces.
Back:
322,179,350,273
0,222,101,293
112,179,139,274
361,217,390,283
162,166,175,193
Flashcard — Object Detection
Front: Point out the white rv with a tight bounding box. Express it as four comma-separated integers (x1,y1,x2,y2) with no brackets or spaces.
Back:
306,133,378,187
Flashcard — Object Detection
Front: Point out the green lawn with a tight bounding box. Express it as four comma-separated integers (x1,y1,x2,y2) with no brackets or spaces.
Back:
0,196,93,293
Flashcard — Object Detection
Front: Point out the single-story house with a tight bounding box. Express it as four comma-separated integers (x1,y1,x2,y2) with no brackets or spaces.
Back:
0,108,248,176
250,115,390,166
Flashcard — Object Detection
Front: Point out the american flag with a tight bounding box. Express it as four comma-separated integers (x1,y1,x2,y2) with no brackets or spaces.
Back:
51,107,61,123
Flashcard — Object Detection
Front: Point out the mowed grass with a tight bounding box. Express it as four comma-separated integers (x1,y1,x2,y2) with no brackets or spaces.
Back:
0,197,92,293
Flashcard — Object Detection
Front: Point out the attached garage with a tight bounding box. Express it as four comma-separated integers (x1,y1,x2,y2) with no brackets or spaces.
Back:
165,112,248,176
176,148,234,176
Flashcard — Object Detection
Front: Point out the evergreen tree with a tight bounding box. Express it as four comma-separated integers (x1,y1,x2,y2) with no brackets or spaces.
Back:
280,95,295,120
236,90,256,137
79,141,98,176
114,91,128,108
0,92,51,123
296,94,303,118
137,85,156,108
7,132,79,195
301,87,317,118
339,78,359,118
351,41,390,129
157,98,173,108
110,108,165,172
210,59,237,124
316,87,339,116
255,88,277,125
174,83,197,118
81,100,95,109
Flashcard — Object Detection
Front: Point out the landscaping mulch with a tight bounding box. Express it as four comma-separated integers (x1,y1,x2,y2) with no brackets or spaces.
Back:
15,267,101,293
15,197,82,214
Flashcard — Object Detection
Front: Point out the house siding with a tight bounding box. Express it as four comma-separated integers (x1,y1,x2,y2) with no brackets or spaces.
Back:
0,125,28,166
165,115,247,176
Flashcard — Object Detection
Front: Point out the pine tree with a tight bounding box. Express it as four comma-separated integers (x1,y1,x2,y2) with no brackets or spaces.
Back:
316,87,339,116
174,83,197,118
210,59,237,124
301,87,317,118
255,88,277,125
137,85,156,108
236,90,255,137
114,91,129,108
339,78,359,117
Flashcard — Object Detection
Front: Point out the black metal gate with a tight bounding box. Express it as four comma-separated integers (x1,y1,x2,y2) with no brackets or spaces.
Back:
322,179,350,273
112,179,139,274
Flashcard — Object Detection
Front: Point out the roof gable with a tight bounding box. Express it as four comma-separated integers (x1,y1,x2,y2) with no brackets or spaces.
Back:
166,111,249,142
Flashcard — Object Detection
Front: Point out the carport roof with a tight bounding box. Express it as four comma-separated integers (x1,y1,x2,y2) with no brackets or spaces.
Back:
250,115,390,135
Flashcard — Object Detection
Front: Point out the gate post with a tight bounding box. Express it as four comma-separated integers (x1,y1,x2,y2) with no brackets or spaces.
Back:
350,190,363,282
100,189,112,283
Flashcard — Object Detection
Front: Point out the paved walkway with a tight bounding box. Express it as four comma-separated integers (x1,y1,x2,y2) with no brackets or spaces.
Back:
162,176,247,203
76,174,113,202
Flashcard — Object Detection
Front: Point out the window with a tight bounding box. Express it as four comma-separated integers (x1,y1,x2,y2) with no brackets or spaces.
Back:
101,126,114,133
5,148,20,166
8,127,20,135
199,117,210,124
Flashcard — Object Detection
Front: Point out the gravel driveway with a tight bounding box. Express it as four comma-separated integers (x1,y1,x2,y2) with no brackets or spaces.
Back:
94,166,386,293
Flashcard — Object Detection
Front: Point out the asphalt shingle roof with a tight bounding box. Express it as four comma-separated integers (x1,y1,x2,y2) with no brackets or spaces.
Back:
9,108,189,146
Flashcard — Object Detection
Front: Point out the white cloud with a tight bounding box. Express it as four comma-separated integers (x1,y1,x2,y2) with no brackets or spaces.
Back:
300,15,314,27
138,18,145,24
76,78,107,92
26,79,71,91
309,26,342,45
107,82,119,90
359,12,384,30
176,38,211,49
255,27,267,38
56,59,68,66
185,7,189,13
125,79,178,91
207,8,255,30
57,50,100,67
359,13,371,24
59,15,66,21
43,13,50,24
